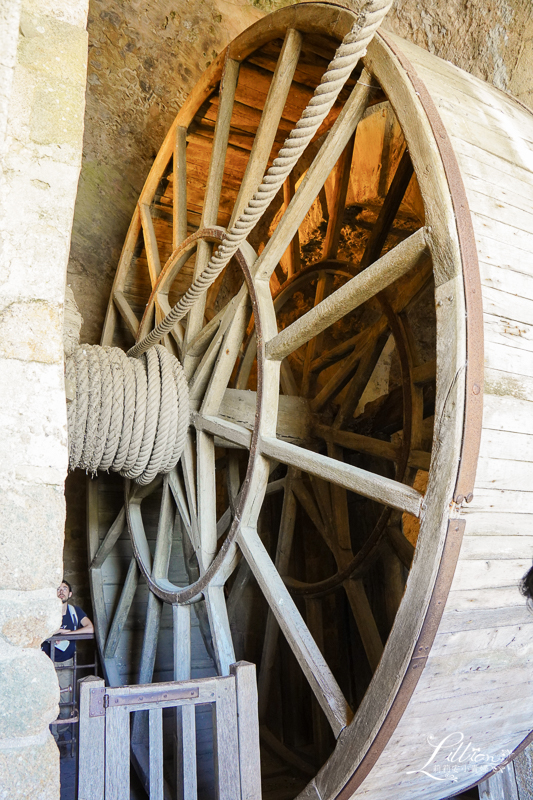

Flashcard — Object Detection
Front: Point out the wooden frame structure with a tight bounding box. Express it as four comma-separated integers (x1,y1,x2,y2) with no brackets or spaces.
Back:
85,4,533,798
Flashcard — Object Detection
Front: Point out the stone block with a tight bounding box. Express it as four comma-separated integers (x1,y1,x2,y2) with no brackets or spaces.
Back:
0,589,60,647
0,301,63,363
0,643,58,739
0,360,67,476
0,732,59,800
0,478,64,591
17,13,89,88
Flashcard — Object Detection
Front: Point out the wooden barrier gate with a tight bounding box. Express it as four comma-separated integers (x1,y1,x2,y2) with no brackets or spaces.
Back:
78,661,261,800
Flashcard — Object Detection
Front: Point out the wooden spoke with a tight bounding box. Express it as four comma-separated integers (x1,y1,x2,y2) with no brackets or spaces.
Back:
281,172,301,279
229,28,303,229
294,463,384,671
308,257,432,376
333,333,390,425
137,477,174,685
167,466,193,540
196,430,217,571
314,424,430,471
188,314,233,406
266,227,428,362
358,145,414,272
200,291,251,417
257,468,298,720
239,524,352,738
104,558,138,659
310,317,388,376
413,358,436,385
292,478,331,547
254,78,375,283
195,414,252,450
187,292,242,358
113,291,140,340
184,58,240,350
91,506,126,569
259,437,423,517
387,524,415,569
322,133,356,260
140,203,162,287
301,271,334,398
178,435,200,552
327,446,384,671
310,331,388,414
205,585,235,676
173,125,188,249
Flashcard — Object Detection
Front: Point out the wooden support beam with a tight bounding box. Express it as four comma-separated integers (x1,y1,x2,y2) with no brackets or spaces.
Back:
254,75,376,282
173,125,188,249
315,423,399,462
148,708,164,800
266,227,428,362
78,677,105,800
104,558,139,659
113,291,140,339
91,507,126,570
229,28,303,229
387,524,414,569
258,469,298,721
140,203,162,287
231,662,262,800
322,133,355,260
173,603,197,800
184,57,240,352
259,436,423,517
281,172,301,278
479,762,520,800
239,524,352,737
359,145,414,272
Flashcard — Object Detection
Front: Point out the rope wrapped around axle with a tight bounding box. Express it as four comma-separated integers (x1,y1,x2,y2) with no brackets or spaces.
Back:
66,344,189,485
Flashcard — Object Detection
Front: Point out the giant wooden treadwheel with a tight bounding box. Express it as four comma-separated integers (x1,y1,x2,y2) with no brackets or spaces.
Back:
86,4,533,799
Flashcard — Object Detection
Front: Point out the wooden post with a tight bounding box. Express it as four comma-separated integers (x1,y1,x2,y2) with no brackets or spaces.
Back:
149,707,164,800
479,763,520,800
105,705,130,800
173,603,197,800
231,662,262,800
213,677,240,800
78,676,105,800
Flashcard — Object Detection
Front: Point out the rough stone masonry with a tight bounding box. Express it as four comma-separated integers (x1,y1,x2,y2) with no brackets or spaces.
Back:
0,0,88,796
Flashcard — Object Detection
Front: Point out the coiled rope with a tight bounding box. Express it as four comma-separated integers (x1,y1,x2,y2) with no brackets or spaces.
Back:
127,0,392,359
66,344,189,485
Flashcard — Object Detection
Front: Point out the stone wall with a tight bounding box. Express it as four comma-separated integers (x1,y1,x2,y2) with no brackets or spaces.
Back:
0,0,88,797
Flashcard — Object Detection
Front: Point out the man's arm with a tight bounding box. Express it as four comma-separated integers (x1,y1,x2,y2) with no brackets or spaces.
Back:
53,616,94,637
75,616,94,635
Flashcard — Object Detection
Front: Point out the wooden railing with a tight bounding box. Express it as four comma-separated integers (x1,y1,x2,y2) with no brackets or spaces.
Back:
78,661,261,800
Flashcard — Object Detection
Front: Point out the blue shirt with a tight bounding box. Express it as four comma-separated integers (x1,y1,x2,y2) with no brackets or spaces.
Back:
41,604,86,662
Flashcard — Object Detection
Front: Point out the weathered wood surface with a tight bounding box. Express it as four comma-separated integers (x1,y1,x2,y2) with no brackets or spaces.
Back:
336,29,533,800
78,676,105,800
479,763,520,800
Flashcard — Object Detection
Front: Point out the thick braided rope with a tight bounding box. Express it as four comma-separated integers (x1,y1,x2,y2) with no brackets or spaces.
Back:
71,348,88,466
67,345,189,483
127,0,392,360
